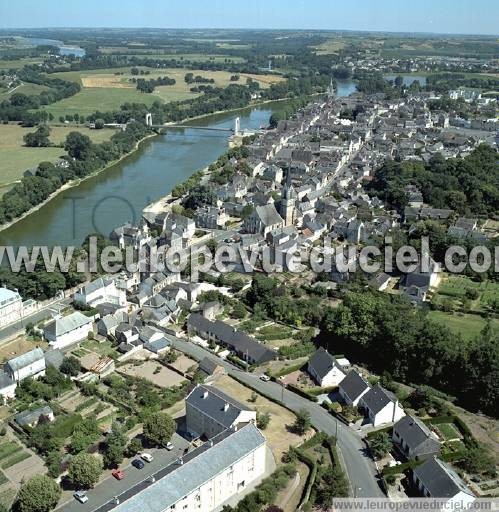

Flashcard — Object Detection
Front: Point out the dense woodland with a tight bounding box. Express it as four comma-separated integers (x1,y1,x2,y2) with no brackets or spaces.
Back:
367,145,499,215
320,289,498,417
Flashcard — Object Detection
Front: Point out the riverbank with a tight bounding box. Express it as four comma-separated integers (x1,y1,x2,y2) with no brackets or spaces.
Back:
0,132,159,234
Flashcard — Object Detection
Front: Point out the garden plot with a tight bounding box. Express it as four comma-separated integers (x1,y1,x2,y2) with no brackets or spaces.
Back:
118,360,187,388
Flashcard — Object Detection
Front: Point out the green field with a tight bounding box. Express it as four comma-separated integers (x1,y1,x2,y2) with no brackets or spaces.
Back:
0,124,116,192
427,310,498,340
433,274,499,312
0,58,44,70
0,82,51,101
41,87,159,118
42,66,283,118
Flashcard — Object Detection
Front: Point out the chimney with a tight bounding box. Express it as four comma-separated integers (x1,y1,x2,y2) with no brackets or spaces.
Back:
392,400,398,423
223,403,229,412
203,390,209,399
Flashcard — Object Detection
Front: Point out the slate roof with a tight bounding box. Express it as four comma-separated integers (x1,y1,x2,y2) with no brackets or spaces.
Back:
144,338,170,354
188,314,275,364
78,277,112,296
43,312,92,338
339,370,371,401
199,356,222,375
393,415,436,450
308,347,342,380
0,371,15,390
44,349,64,369
254,204,284,227
111,424,265,512
6,348,45,372
414,457,474,498
360,384,397,415
186,384,248,429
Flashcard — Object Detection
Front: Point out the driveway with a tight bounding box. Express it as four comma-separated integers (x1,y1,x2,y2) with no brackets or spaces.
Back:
169,336,384,498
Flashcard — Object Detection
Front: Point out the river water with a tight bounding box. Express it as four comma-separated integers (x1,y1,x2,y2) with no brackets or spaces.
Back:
0,104,283,248
1,76,422,249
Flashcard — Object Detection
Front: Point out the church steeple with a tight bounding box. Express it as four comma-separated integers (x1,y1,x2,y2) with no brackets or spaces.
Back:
280,167,296,226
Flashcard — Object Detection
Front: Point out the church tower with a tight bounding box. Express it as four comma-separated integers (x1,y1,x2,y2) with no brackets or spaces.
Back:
280,168,297,226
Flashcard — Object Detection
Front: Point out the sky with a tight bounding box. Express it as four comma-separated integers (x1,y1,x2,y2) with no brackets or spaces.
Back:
0,0,498,35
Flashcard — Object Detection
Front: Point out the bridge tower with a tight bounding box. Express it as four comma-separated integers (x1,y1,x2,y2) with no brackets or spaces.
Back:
145,113,152,126
234,117,241,136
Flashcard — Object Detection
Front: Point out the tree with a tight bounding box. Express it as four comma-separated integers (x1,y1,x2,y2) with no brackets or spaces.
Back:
68,452,102,489
64,131,93,160
15,475,61,512
70,418,100,454
257,411,271,430
125,438,143,458
143,412,175,446
94,118,105,129
369,432,393,460
60,356,81,376
23,125,50,147
103,422,127,468
293,409,311,435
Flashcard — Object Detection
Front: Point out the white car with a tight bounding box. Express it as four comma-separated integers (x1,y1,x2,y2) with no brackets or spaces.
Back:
74,491,88,504
141,452,154,463
260,374,270,382
165,442,174,451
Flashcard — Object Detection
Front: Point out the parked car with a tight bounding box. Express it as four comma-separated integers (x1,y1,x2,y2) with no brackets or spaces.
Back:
141,453,154,463
260,374,270,382
74,491,88,504
112,469,125,480
132,459,145,469
165,442,174,451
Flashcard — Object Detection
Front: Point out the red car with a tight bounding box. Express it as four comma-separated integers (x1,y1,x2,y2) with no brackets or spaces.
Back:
112,469,125,480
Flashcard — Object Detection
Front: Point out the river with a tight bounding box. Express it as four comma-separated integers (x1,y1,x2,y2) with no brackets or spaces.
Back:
1,75,424,249
0,103,286,248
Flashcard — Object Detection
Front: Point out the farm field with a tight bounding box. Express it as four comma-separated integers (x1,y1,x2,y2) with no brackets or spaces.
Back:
42,66,284,118
0,124,116,191
312,38,347,55
427,310,499,340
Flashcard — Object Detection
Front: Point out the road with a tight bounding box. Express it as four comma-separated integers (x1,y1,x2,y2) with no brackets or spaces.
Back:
169,336,384,498
0,297,72,343
59,433,190,512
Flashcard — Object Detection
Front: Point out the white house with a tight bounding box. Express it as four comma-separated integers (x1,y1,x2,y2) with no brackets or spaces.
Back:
43,312,94,349
0,288,37,328
186,384,257,440
0,371,17,403
358,384,405,427
4,347,46,382
413,457,475,508
0,288,23,327
73,277,126,308
307,347,347,387
112,423,267,512
338,369,371,406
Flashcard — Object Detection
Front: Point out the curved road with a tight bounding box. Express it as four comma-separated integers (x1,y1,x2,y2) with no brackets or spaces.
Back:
169,336,384,498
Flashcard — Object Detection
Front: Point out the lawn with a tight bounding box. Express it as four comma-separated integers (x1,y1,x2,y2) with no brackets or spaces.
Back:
435,422,461,442
0,124,116,191
427,310,498,340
